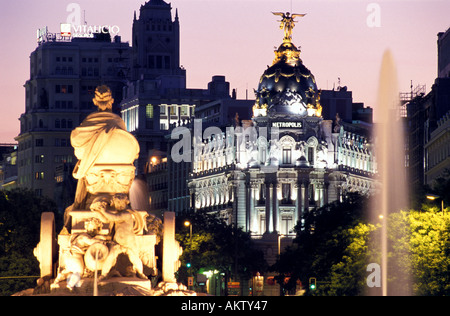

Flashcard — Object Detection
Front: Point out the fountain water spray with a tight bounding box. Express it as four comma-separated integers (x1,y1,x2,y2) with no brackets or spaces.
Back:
372,50,410,296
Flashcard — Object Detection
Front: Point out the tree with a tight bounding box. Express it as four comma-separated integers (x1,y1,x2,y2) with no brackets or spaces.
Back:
272,193,373,296
408,207,450,295
175,210,267,294
0,189,61,296
272,191,450,296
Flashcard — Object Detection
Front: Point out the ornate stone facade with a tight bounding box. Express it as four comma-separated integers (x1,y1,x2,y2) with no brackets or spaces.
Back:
188,13,376,240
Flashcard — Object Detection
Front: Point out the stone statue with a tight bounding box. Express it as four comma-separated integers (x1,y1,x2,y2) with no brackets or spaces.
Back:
272,12,306,42
70,85,139,211
54,217,108,290
90,195,147,280
32,85,189,296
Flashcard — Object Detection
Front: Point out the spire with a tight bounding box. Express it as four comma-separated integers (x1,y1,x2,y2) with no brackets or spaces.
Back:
175,8,179,21
134,10,137,21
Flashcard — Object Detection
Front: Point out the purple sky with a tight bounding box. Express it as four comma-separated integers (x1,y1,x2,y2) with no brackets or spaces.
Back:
0,0,449,143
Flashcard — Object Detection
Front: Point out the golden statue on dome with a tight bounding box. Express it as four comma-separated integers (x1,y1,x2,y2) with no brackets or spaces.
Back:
272,12,306,42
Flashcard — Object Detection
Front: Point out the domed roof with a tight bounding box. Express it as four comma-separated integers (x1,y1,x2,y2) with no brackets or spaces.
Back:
253,13,322,118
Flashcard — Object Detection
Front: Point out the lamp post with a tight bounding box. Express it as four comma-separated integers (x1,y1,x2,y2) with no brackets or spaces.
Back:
184,220,192,242
184,220,192,289
426,194,445,215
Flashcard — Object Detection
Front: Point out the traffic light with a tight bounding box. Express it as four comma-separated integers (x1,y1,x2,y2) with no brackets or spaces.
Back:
309,277,316,290
186,262,191,268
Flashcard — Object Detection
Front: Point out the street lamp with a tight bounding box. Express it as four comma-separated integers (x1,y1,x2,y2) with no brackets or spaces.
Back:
184,220,193,289
184,220,192,242
426,194,445,215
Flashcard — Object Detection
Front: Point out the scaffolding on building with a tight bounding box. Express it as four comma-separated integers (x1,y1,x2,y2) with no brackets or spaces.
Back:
399,82,427,117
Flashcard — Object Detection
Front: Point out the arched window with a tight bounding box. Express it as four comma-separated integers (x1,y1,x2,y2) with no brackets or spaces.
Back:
257,137,268,165
280,135,296,165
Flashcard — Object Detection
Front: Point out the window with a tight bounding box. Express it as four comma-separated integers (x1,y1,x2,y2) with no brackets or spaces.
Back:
260,147,266,164
146,104,154,119
259,183,266,201
282,183,291,201
35,155,44,163
281,215,293,235
55,85,73,94
55,119,60,128
308,147,315,166
260,215,266,235
282,148,292,164
35,139,44,147
156,56,162,69
35,172,44,180
160,105,166,115
164,56,170,69
149,55,155,69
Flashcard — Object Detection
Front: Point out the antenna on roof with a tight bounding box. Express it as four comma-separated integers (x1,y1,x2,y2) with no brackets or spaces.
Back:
83,10,87,25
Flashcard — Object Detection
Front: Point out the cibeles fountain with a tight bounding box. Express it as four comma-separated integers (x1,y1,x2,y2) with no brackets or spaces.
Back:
32,86,194,296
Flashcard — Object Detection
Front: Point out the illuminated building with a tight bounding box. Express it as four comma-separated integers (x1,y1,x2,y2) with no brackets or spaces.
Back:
15,32,131,207
425,111,450,185
0,144,18,190
121,0,240,175
187,13,376,260
407,28,450,189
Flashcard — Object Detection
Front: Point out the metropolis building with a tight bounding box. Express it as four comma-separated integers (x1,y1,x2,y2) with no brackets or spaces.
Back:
187,13,376,250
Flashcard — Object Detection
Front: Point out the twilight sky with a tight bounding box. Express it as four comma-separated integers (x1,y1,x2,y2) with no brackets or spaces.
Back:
0,0,448,143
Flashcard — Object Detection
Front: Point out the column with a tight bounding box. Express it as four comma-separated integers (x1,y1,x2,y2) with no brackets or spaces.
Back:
235,178,247,229
249,184,258,234
265,183,272,234
324,181,329,207
272,183,279,233
246,185,251,232
304,180,310,213
295,183,301,222
318,183,324,207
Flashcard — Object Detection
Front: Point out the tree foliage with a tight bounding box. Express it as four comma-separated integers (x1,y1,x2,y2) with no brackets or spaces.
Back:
272,191,450,296
0,189,60,296
175,210,267,290
272,193,373,295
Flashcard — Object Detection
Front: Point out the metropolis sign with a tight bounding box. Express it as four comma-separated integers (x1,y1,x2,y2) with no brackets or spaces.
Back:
271,121,303,128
